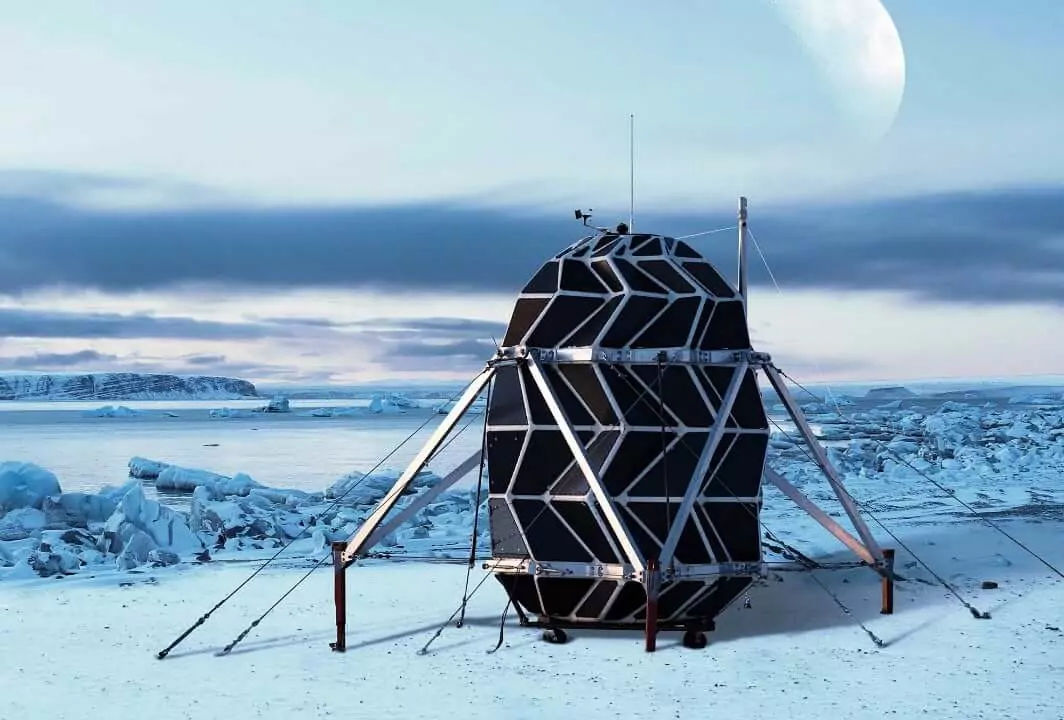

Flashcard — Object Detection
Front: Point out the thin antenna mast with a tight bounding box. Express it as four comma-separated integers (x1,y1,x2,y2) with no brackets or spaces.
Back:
629,113,635,232
738,196,749,313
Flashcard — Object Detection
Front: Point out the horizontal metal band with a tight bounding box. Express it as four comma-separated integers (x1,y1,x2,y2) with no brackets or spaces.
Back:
489,345,771,366
484,558,764,581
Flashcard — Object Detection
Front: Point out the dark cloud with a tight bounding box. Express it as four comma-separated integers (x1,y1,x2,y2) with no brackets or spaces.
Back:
1,173,1062,304
345,317,508,338
183,353,227,366
0,348,335,384
387,338,497,358
0,307,303,340
1,349,118,369
259,316,507,337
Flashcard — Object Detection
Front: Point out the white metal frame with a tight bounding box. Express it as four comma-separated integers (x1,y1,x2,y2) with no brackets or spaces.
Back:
358,451,484,555
762,466,875,565
486,558,762,581
525,356,646,572
658,360,748,566
341,367,495,564
761,363,883,560
340,196,887,578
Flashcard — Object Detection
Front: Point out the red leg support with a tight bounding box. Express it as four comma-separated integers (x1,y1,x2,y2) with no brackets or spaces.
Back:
881,548,895,615
331,541,347,652
645,558,660,653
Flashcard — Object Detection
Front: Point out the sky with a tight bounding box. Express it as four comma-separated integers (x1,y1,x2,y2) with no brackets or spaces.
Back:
1,0,1063,387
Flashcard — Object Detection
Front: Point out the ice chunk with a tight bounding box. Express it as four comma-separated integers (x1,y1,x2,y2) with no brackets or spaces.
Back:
0,462,62,512
128,456,170,480
30,529,98,576
155,466,231,493
42,490,124,528
82,405,140,418
209,407,256,418
100,483,202,558
300,406,362,417
368,394,403,414
388,393,418,409
325,468,437,504
115,530,157,570
148,549,180,567
261,396,291,413
0,507,46,541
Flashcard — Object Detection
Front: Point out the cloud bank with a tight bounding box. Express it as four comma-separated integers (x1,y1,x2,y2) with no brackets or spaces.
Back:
2,174,1061,305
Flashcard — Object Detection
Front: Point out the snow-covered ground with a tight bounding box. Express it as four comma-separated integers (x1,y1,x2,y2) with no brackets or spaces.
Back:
1,385,1063,718
1,523,1061,719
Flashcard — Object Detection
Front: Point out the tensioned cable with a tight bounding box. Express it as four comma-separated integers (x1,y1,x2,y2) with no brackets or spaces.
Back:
766,413,990,620
606,365,891,646
676,224,737,239
775,367,1064,582
746,226,844,413
215,407,486,656
458,377,494,628
418,498,557,655
747,222,1060,580
155,377,483,660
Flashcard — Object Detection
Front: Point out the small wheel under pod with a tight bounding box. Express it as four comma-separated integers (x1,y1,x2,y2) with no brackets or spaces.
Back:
542,627,569,644
682,630,708,649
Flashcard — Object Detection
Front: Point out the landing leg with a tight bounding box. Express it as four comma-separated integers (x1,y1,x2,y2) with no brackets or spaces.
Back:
329,542,347,652
881,548,896,615
645,558,661,653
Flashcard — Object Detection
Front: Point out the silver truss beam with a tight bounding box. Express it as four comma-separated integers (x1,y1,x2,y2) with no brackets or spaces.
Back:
762,465,875,565
525,356,646,573
490,345,772,367
486,557,763,580
761,363,884,562
658,360,749,567
341,366,495,565
359,450,483,555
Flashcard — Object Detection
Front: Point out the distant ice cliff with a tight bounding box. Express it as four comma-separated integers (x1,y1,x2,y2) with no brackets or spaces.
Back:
0,373,258,400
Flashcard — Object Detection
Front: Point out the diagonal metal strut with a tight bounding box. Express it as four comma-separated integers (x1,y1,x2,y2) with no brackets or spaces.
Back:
341,366,495,565
761,363,883,562
659,360,749,567
525,356,646,573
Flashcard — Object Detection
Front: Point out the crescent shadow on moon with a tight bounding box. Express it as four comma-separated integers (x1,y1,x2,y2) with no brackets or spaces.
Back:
770,0,907,143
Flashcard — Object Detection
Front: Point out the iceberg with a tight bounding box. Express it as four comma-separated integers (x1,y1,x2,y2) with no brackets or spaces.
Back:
82,405,141,418
0,462,62,512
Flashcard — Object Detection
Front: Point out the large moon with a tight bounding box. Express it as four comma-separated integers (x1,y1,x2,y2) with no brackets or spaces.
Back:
771,0,906,142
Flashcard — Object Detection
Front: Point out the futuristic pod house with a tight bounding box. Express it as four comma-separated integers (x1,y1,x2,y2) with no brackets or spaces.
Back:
337,198,888,651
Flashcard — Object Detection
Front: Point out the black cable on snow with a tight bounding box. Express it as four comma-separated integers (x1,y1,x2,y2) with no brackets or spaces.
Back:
155,379,479,660
459,378,493,628
486,596,513,654
767,415,991,620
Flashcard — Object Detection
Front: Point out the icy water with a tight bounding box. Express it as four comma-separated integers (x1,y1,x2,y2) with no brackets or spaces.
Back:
0,398,485,496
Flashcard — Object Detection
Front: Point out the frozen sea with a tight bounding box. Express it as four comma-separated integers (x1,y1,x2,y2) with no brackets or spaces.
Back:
0,397,486,499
